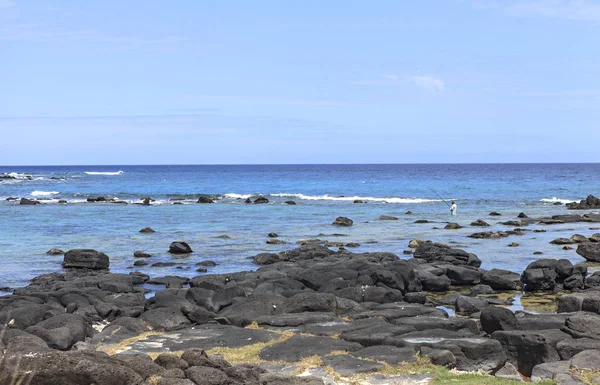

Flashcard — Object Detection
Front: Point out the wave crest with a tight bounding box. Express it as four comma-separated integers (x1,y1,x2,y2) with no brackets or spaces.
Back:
540,197,576,204
31,191,59,197
270,193,441,204
84,171,124,175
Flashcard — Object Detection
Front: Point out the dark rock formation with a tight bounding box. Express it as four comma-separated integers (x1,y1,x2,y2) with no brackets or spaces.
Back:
169,242,193,254
63,249,109,270
567,194,600,209
332,217,353,226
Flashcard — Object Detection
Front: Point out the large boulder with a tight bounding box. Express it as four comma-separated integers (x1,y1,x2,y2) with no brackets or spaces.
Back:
0,350,142,385
492,329,571,376
480,306,520,334
481,269,522,291
413,242,481,267
169,242,193,254
577,243,600,262
63,249,109,270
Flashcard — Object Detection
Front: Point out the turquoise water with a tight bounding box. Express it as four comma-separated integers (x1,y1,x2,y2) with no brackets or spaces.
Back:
1,164,599,290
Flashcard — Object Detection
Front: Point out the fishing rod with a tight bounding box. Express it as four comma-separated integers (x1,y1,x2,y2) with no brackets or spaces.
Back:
429,187,451,208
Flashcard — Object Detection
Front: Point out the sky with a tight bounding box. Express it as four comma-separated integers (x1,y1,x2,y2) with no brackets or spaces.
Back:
1,0,600,165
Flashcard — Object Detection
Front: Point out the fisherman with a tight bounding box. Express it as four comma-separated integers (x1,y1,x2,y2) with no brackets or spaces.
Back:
450,201,457,216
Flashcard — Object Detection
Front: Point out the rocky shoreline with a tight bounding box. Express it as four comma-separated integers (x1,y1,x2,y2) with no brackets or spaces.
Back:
1,234,600,385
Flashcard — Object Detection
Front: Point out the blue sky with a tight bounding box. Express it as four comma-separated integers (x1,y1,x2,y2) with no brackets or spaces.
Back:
1,0,599,165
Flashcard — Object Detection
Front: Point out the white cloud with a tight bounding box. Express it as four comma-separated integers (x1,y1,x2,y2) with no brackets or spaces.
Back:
411,76,445,92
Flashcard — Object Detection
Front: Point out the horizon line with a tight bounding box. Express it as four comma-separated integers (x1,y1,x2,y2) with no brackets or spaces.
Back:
1,162,600,167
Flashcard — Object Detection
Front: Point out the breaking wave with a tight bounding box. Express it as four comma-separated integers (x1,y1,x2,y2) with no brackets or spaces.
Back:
269,193,441,204
84,171,124,175
31,191,59,197
540,197,576,204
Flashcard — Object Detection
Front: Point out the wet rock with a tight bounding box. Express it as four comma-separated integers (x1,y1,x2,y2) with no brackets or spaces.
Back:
169,241,193,254
468,231,509,239
576,243,600,262
197,260,217,267
332,217,353,226
353,199,365,204
444,223,462,230
589,233,600,242
266,239,287,245
571,234,590,243
563,245,573,250
379,215,398,220
414,219,429,223
140,227,155,233
46,248,64,255
551,238,574,245
134,250,151,258
285,200,297,205
254,196,269,204
517,213,528,218
471,219,490,227
508,242,519,247
489,211,502,216
267,232,278,238
196,196,214,204
566,194,600,209
63,249,109,270
20,197,40,205
408,239,425,248
502,221,523,226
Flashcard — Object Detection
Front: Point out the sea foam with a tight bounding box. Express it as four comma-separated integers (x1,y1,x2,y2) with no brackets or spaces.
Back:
31,191,59,197
540,197,576,204
84,171,124,175
270,193,441,204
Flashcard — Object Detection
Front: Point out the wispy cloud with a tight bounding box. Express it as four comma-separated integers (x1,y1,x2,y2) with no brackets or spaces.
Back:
473,0,600,21
411,76,445,92
0,0,15,8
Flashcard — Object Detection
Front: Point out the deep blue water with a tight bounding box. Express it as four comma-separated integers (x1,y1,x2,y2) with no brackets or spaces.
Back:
1,164,599,291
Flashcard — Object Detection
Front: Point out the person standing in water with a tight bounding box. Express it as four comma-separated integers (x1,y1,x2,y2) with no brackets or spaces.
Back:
450,201,457,216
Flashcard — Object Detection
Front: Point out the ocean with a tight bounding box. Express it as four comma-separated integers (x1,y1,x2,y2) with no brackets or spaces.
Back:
1,164,599,292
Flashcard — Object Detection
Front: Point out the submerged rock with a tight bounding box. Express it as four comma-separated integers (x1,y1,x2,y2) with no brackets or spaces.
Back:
332,217,353,226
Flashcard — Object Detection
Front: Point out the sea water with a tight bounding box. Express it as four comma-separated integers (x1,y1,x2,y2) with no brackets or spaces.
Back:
0,164,599,290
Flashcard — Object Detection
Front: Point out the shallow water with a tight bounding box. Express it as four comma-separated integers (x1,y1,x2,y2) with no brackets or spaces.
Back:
0,164,599,290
